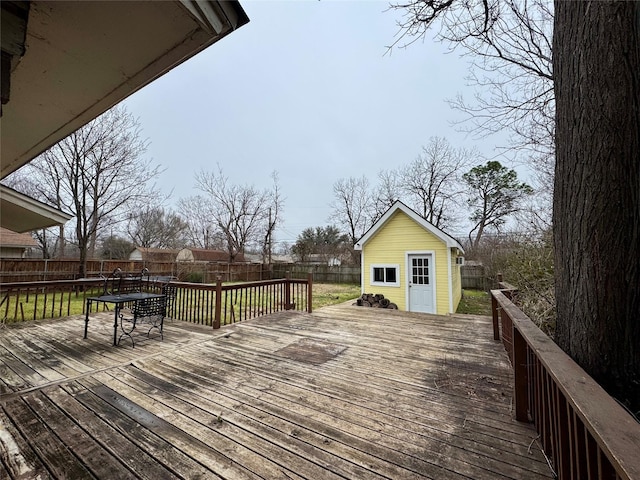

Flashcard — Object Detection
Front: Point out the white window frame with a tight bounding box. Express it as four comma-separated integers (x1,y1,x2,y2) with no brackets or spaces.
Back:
370,264,400,287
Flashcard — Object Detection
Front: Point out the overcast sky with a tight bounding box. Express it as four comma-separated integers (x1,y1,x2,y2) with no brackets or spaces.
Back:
123,0,516,248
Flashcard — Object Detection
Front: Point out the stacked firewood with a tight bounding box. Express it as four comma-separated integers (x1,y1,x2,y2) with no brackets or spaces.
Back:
354,293,398,309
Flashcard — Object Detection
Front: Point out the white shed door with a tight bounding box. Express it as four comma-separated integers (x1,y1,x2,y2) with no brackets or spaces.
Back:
408,254,435,313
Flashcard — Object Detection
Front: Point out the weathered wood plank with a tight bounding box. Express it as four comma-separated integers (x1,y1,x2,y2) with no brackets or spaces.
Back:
0,407,51,479
87,371,308,480
0,339,67,385
60,380,221,480
2,396,94,479
76,376,262,480
43,385,181,480
145,352,549,480
106,366,354,480
21,390,138,479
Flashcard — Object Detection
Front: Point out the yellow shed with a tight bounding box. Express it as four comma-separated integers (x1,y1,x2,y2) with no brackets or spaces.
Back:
354,201,465,315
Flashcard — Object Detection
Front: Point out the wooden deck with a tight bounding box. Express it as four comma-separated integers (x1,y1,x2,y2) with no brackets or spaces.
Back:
0,303,553,479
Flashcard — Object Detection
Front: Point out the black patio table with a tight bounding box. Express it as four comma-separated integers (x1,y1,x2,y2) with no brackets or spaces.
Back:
84,292,166,346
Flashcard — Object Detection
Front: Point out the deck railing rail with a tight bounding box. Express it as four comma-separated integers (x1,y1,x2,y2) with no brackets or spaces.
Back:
1,275,313,327
491,283,640,480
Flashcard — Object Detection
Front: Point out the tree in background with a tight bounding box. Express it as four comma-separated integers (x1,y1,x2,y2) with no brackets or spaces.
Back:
99,235,135,260
553,0,640,411
291,226,349,264
371,169,401,221
261,172,284,264
127,206,189,249
463,161,533,250
330,176,374,263
176,195,222,250
192,166,280,262
399,136,474,229
11,106,159,276
389,0,555,190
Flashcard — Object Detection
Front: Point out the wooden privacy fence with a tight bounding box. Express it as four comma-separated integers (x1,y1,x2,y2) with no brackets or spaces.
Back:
1,276,312,327
460,264,487,290
271,264,360,284
0,259,268,283
491,283,640,480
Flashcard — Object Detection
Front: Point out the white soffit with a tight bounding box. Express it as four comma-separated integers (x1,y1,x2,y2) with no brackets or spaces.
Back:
0,185,73,233
0,0,249,178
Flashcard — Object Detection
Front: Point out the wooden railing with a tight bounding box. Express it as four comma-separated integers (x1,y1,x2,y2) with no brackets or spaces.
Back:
491,285,640,480
1,276,313,327
166,276,313,328
0,278,105,322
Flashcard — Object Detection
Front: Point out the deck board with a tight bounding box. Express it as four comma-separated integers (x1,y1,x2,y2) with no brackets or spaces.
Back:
0,304,553,479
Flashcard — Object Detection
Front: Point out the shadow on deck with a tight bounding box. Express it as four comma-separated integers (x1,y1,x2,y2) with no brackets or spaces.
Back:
0,303,553,479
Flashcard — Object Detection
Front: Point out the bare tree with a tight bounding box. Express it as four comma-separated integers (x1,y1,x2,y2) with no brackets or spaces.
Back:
261,171,284,264
176,195,221,250
399,136,474,229
194,166,270,262
372,169,401,222
389,0,555,186
14,106,159,276
127,206,189,249
330,176,374,263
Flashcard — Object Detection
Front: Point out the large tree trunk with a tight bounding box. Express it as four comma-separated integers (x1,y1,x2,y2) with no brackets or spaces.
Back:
553,1,640,410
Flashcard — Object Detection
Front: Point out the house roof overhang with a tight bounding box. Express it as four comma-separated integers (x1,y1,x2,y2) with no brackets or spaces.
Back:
0,0,249,232
354,200,465,254
0,185,73,233
1,0,249,178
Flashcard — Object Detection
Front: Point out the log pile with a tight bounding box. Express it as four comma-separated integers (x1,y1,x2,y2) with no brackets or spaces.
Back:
354,293,398,309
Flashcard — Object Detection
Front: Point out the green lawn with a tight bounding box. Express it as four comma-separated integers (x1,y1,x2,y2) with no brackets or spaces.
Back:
313,283,361,309
456,289,492,315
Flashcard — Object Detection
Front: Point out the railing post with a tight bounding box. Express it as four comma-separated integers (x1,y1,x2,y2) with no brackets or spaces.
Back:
491,292,500,340
214,277,222,329
513,325,529,422
307,273,313,313
285,271,291,310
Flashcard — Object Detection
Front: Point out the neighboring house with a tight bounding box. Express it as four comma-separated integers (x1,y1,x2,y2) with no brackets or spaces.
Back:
176,248,246,263
129,247,181,262
354,201,465,315
0,227,38,258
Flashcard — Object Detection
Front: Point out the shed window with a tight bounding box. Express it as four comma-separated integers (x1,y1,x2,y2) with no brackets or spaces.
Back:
370,264,400,287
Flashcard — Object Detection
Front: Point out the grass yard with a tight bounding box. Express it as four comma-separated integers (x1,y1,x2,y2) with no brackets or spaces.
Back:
313,283,361,309
456,289,492,315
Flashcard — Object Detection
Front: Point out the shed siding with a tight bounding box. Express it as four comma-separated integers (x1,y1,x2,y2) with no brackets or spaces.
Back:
362,211,451,314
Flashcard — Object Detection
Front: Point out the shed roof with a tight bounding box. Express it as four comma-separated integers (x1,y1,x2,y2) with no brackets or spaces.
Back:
354,201,464,253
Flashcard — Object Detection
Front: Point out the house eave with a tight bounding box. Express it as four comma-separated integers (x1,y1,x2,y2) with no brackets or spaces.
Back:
0,185,73,233
1,0,249,178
